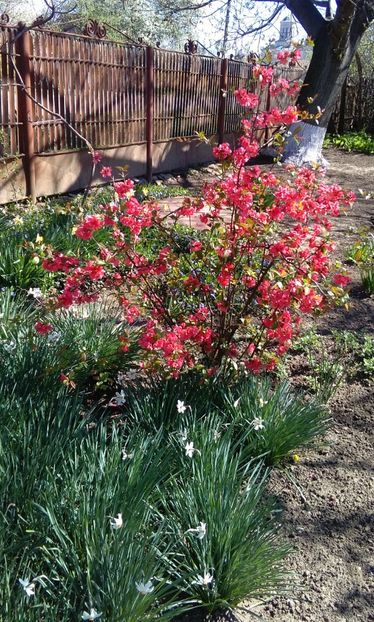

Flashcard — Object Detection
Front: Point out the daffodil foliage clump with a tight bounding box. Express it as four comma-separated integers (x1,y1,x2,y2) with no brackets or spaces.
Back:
0,291,331,622
41,70,353,379
0,384,300,621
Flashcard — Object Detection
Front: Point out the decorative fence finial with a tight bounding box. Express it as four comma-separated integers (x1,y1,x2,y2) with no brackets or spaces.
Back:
83,20,107,39
0,13,10,25
184,39,198,54
248,52,258,65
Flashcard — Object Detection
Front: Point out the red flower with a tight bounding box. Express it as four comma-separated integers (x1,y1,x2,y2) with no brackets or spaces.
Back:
83,262,105,280
35,321,53,334
277,50,289,65
190,240,203,252
234,89,259,109
101,166,113,178
212,143,232,161
91,150,103,164
332,274,350,287
114,179,134,198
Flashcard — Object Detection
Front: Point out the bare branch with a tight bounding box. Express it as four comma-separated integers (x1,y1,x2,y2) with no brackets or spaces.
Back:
164,0,220,14
237,4,284,38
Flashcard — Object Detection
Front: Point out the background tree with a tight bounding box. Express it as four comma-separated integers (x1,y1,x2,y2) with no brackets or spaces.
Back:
3,0,202,47
163,0,374,163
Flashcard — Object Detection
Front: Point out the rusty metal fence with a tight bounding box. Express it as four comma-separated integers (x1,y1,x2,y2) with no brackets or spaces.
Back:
1,24,304,198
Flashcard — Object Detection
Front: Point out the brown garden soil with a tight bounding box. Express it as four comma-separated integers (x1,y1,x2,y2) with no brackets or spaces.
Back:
167,147,374,621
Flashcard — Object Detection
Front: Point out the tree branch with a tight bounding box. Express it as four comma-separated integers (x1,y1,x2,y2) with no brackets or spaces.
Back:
237,4,284,38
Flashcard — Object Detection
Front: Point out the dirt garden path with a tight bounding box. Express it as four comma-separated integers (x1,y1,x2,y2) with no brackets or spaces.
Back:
164,148,374,621
254,149,374,622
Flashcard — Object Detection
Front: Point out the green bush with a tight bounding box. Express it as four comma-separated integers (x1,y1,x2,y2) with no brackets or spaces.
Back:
0,236,52,291
347,232,374,295
134,182,192,202
324,131,374,154
0,292,140,399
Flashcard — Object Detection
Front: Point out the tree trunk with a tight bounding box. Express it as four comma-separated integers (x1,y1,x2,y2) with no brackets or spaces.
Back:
284,20,365,165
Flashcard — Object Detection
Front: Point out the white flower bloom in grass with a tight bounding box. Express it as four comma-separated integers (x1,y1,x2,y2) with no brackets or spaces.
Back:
195,571,214,587
27,287,42,299
185,441,200,458
187,521,206,539
135,579,154,595
121,448,134,461
18,578,35,597
213,428,221,442
109,390,126,407
177,400,187,414
3,340,16,353
110,513,123,529
47,331,61,343
179,428,188,442
252,416,265,431
259,397,268,408
233,397,241,408
81,608,102,620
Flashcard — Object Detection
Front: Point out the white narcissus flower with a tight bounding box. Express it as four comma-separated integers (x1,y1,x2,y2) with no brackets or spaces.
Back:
252,416,265,431
187,521,206,539
259,397,268,408
47,331,61,343
27,287,43,298
3,340,16,353
109,390,126,407
121,448,134,460
213,429,221,442
81,608,102,620
196,571,213,586
177,400,187,414
110,513,123,529
135,579,154,594
185,441,200,458
18,578,35,597
179,428,188,442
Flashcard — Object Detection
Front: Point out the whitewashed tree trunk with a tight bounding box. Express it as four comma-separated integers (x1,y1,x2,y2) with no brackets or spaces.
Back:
283,122,328,166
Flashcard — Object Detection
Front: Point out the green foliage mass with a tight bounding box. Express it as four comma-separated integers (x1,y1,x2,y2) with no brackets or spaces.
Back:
53,0,200,48
347,232,374,295
324,131,374,154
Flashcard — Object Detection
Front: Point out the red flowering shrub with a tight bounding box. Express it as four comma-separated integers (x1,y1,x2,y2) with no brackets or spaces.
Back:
41,79,353,378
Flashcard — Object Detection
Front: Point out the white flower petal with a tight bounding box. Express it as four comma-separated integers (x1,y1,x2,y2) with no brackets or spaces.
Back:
135,579,154,594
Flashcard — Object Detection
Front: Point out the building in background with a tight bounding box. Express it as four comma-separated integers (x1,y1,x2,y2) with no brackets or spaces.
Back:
266,14,312,64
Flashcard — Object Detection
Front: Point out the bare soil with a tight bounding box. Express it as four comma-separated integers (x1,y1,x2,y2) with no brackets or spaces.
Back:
169,148,374,622
254,149,374,622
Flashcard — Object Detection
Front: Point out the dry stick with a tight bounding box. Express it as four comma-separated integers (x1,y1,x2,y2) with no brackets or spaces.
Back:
7,15,97,205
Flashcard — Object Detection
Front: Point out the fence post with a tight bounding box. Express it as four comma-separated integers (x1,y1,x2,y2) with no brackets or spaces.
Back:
217,57,228,144
16,28,36,200
146,46,154,182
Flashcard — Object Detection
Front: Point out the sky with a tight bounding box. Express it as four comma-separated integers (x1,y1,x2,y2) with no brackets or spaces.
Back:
10,0,307,55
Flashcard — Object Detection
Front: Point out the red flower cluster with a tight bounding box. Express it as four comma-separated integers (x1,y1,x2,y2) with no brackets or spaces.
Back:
40,86,353,378
277,49,302,66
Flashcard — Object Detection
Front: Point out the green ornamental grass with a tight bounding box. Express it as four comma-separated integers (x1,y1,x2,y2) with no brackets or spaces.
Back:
158,435,290,614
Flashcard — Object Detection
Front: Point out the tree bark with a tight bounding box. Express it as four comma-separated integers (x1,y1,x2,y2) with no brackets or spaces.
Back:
283,0,374,165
